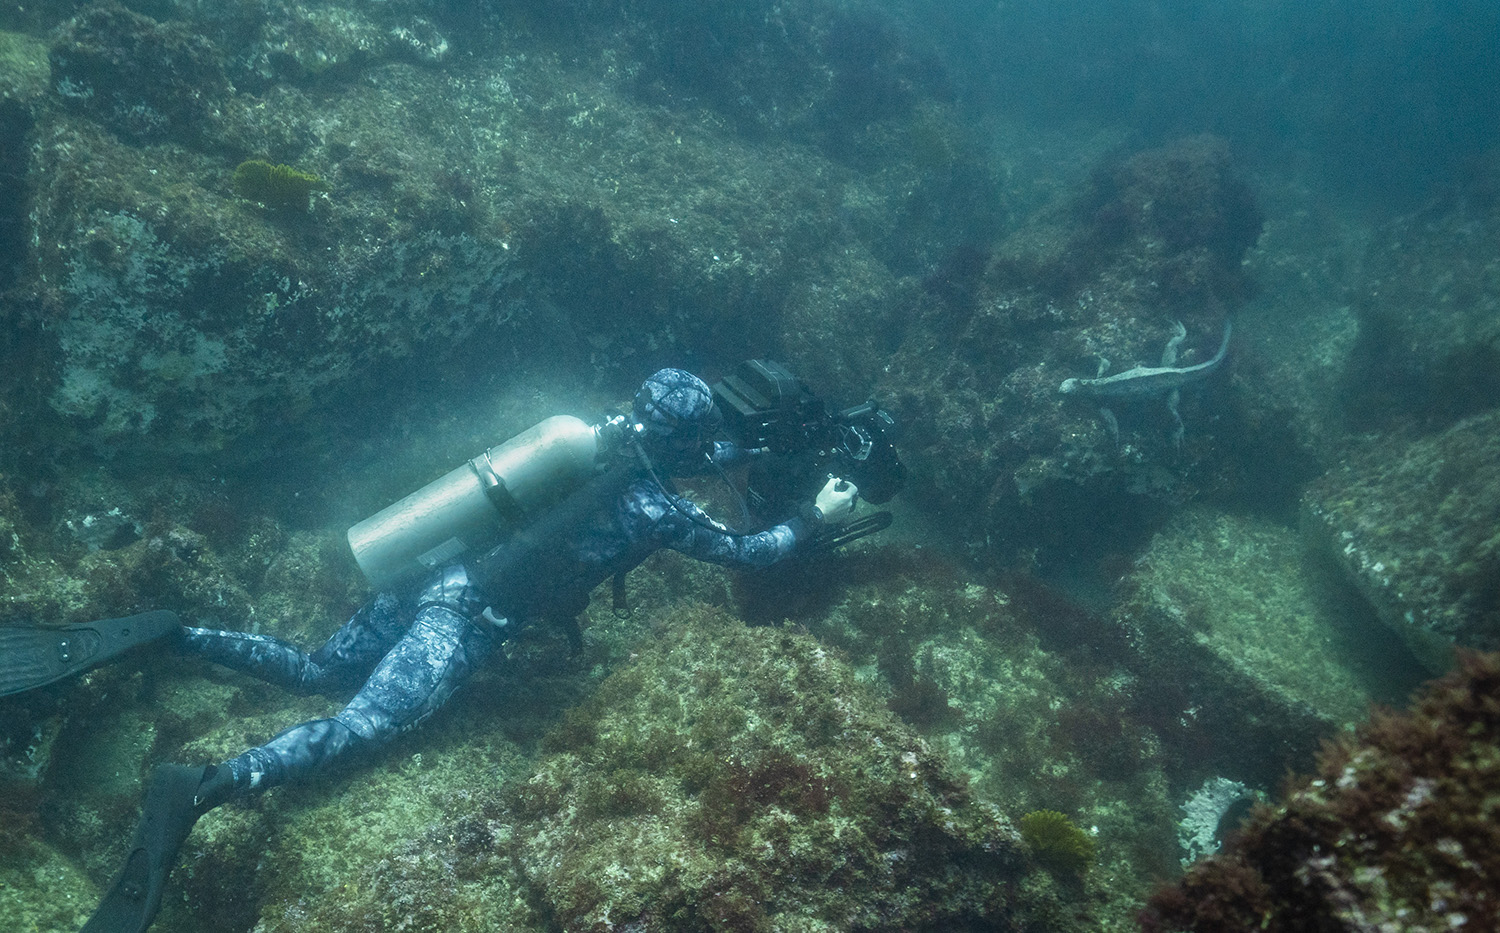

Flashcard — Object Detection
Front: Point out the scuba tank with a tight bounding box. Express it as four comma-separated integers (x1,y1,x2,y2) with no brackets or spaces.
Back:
347,415,604,590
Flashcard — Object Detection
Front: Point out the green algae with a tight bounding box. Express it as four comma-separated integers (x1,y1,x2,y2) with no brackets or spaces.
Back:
1020,809,1097,875
232,160,326,213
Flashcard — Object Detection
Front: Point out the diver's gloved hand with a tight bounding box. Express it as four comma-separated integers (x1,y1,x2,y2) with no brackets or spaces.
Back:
813,476,859,523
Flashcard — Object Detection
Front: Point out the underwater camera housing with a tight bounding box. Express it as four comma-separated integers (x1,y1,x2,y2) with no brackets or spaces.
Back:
711,360,905,529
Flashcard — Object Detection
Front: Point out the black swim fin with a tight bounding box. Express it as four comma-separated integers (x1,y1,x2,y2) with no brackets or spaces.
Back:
0,610,181,698
80,763,212,933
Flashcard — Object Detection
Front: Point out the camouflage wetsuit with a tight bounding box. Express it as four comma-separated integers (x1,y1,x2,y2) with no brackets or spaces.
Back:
181,442,804,801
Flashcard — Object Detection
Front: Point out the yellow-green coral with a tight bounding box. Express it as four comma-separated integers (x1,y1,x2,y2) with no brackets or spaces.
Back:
232,159,325,213
1019,809,1096,874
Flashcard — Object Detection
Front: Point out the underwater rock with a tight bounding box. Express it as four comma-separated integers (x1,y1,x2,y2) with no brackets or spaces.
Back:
0,29,49,102
1140,650,1500,933
0,826,95,931
1341,175,1500,431
1302,410,1500,670
1111,508,1426,787
1220,181,1367,487
1070,134,1262,302
12,2,980,469
49,1,229,144
0,698,65,788
1223,165,1499,514
877,135,1260,563
203,0,450,89
22,101,526,463
0,32,45,292
559,0,954,169
739,547,1185,929
0,504,255,629
510,602,1036,931
177,707,540,933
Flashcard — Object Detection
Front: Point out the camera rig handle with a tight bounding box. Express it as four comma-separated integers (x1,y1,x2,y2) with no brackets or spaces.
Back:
806,511,894,553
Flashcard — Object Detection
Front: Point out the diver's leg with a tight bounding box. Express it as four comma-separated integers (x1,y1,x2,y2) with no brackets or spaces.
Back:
179,592,408,695
211,602,497,798
79,602,492,933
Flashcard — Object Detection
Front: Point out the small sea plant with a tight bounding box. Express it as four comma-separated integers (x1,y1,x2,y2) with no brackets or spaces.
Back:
1018,809,1096,874
232,159,325,213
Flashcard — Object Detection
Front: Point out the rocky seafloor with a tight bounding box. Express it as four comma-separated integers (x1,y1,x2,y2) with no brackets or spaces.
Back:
1,0,1497,930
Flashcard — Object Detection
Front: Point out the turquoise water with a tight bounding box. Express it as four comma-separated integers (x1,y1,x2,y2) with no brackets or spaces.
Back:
0,0,1496,930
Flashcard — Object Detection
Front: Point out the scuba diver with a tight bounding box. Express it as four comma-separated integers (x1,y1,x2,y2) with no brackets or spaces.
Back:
0,368,876,933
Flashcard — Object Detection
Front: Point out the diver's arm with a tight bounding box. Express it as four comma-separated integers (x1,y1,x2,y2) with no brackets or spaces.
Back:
651,493,807,568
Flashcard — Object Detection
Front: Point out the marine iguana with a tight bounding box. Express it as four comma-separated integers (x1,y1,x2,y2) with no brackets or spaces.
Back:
1059,320,1232,445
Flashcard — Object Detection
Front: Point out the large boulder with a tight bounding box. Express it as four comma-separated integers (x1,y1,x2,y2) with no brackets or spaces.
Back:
49,2,230,144
877,134,1262,564
1341,173,1500,432
1303,410,1500,670
1111,508,1428,785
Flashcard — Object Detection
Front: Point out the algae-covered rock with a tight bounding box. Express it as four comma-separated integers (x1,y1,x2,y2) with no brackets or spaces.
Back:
49,2,229,144
1113,508,1427,786
1140,650,1500,933
876,134,1261,564
1342,173,1500,431
1227,178,1370,473
510,602,1034,931
742,546,1184,929
0,829,96,932
22,104,528,461
0,28,48,101
1303,410,1500,668
0,31,44,292
191,719,540,933
7,0,994,474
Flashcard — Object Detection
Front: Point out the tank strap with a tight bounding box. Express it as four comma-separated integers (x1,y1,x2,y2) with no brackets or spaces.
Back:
469,451,528,524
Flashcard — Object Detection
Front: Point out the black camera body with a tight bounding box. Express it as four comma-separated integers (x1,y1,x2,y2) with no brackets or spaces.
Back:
711,360,905,528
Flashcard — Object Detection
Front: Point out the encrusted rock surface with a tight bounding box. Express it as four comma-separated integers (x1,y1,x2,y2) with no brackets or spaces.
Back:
1341,173,1500,432
1111,508,1427,785
1141,650,1500,933
874,134,1262,566
50,2,230,143
510,603,1039,932
1303,410,1500,669
5,0,993,467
